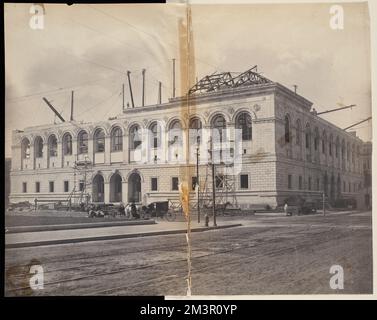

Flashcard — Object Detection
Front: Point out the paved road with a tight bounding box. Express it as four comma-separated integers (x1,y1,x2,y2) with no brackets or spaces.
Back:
5,211,372,296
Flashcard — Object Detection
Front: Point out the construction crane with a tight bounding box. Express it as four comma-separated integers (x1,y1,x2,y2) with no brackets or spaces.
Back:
317,104,355,115
343,117,372,130
42,97,65,122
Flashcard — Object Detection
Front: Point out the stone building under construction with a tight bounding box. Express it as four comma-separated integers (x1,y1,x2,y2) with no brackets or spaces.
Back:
9,67,371,209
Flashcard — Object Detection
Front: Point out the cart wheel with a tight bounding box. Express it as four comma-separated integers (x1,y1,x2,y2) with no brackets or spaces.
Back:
165,211,176,221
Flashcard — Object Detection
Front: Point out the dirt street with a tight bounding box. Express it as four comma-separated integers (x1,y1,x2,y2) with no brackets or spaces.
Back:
5,211,372,296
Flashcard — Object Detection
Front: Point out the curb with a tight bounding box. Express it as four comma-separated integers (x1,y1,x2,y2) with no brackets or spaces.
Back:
5,223,242,249
5,219,156,234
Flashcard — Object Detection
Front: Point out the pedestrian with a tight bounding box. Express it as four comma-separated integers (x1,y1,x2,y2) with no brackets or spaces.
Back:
34,198,37,211
284,202,289,216
118,203,125,216
131,202,140,219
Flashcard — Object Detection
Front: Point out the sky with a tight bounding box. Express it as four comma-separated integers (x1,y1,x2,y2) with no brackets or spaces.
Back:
4,2,372,157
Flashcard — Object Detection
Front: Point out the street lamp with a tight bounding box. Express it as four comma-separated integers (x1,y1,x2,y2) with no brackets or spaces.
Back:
208,136,217,227
196,136,200,223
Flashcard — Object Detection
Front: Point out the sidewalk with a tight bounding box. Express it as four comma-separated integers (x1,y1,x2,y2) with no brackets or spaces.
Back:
6,219,156,233
5,220,242,248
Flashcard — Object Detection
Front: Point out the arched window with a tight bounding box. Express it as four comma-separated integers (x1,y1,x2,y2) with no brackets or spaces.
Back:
346,142,350,162
48,135,58,157
78,131,88,154
322,131,327,154
335,137,340,158
236,112,252,141
111,127,123,152
352,144,355,164
168,120,182,146
63,133,72,155
149,122,161,148
284,115,290,143
329,134,333,156
21,138,30,159
341,140,345,160
314,128,319,151
94,129,105,152
305,123,311,149
296,120,301,145
34,136,43,158
129,125,141,150
189,117,202,145
212,114,227,143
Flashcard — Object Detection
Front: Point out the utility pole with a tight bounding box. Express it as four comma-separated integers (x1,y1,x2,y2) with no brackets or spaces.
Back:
158,81,162,104
212,160,217,227
209,138,217,227
172,58,176,98
127,70,135,108
73,154,77,206
122,83,125,111
196,142,200,223
142,69,146,107
70,91,74,121
84,156,87,206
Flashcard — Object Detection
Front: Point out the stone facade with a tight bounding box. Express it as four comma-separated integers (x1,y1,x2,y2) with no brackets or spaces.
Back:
9,80,370,209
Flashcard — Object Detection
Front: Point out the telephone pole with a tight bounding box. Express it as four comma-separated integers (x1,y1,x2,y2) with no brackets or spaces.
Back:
127,70,135,108
70,91,74,121
158,81,162,104
196,143,200,223
122,83,125,111
172,58,176,98
142,69,146,107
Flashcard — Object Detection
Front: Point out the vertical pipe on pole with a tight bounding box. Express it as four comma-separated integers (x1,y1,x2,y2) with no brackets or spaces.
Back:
158,81,162,104
212,161,217,227
122,83,125,111
142,69,146,107
172,58,176,98
127,71,135,108
197,145,200,223
70,90,74,121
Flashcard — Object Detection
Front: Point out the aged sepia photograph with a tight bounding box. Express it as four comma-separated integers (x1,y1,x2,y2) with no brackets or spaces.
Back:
4,1,373,297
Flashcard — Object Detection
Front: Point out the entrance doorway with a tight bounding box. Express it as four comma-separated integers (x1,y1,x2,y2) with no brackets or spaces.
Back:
92,174,104,202
128,172,141,203
110,173,122,202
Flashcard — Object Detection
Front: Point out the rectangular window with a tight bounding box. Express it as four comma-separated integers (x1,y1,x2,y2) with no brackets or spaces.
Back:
22,182,27,193
79,181,84,192
299,176,302,190
151,177,158,191
49,181,54,193
288,175,292,189
172,177,179,191
343,181,346,192
191,177,198,190
215,175,224,189
316,178,320,191
348,182,351,192
308,177,312,191
305,134,310,149
240,174,249,189
64,181,69,193
35,182,40,193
